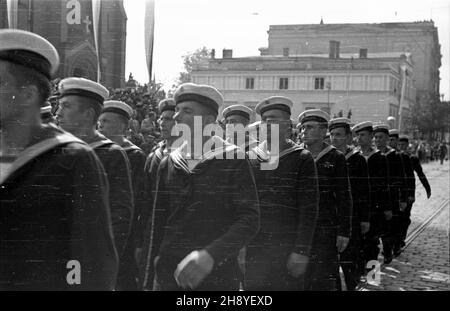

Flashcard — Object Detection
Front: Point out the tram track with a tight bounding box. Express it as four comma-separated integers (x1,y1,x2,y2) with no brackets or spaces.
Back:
356,197,449,291
404,198,449,248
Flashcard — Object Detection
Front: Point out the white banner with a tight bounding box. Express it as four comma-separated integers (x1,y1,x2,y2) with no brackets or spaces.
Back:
92,0,101,82
144,0,155,83
6,0,18,29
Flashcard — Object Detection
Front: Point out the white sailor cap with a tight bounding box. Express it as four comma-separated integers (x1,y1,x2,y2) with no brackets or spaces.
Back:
58,77,109,104
329,117,352,131
102,100,133,119
373,123,390,135
389,129,400,137
0,29,59,79
298,109,330,124
352,121,373,133
255,96,293,116
174,83,224,115
222,104,253,120
40,102,52,115
158,98,176,114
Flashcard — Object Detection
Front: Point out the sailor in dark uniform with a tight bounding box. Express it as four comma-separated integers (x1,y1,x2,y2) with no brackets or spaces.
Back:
397,135,432,249
352,122,392,267
329,117,370,290
143,83,260,291
243,96,319,291
56,78,133,280
298,109,353,291
389,129,415,255
98,100,147,290
373,124,407,263
0,29,117,290
222,104,258,152
138,98,177,290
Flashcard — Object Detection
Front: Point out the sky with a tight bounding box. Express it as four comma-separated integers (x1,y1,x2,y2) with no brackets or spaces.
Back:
123,0,450,100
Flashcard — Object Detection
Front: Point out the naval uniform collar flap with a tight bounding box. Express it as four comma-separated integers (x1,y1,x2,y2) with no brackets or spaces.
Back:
122,139,141,152
89,134,114,149
314,144,335,162
251,140,302,163
202,136,238,161
171,136,239,174
385,147,395,156
345,147,360,160
169,140,190,174
279,140,303,159
250,141,271,162
1,127,84,185
363,148,379,160
154,144,166,160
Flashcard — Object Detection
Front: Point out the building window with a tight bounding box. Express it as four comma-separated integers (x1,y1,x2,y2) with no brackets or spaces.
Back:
283,48,290,57
245,77,255,89
314,77,325,90
279,77,289,89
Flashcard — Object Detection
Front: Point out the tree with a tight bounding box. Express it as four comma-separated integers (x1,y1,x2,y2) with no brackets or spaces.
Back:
176,47,211,86
410,94,449,140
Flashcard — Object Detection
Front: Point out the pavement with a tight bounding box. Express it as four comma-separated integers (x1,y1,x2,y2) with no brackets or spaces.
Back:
359,160,450,291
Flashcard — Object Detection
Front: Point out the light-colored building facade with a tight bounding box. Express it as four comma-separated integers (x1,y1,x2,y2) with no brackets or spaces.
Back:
192,51,415,128
264,22,440,100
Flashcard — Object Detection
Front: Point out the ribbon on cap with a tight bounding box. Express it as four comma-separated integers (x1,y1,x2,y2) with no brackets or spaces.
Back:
102,107,131,119
224,110,250,120
329,122,351,131
260,103,291,115
373,127,389,135
0,49,52,79
300,115,328,124
176,93,218,113
159,103,175,114
354,125,373,133
59,89,105,104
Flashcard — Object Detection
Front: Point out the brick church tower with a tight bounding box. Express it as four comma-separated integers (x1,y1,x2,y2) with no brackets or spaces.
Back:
0,0,127,89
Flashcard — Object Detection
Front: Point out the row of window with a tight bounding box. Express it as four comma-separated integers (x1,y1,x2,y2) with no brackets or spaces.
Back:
245,77,328,90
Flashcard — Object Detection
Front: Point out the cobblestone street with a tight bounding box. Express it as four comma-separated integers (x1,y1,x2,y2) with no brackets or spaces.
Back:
361,161,450,291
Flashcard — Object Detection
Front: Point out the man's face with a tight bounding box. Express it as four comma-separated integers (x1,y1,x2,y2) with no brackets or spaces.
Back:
398,141,408,151
330,127,349,149
0,61,24,128
356,130,373,147
56,95,90,133
374,132,388,149
173,101,214,133
389,136,398,149
158,110,176,140
98,112,126,137
261,109,290,143
300,121,327,145
225,115,249,142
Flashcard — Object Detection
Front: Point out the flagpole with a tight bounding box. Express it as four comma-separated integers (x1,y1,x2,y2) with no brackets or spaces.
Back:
144,0,155,85
92,0,101,82
7,0,18,29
